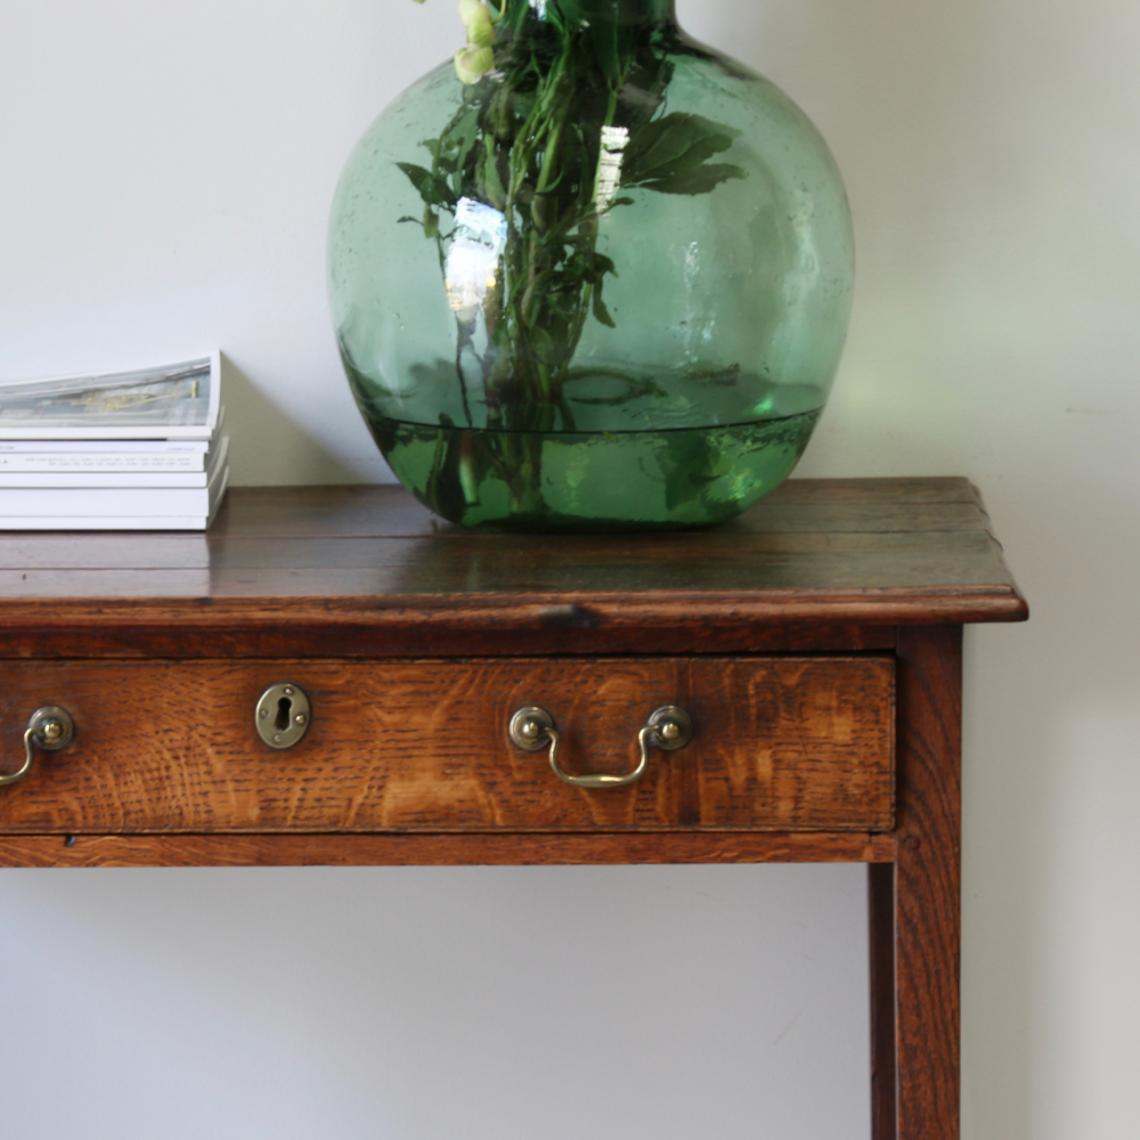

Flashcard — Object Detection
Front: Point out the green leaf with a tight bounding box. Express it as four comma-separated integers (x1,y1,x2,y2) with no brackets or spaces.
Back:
395,211,442,240
623,113,742,194
619,58,675,130
434,105,481,174
639,162,746,195
592,287,616,328
596,195,634,217
589,19,622,87
579,251,615,284
480,137,508,211
529,323,556,365
396,162,458,211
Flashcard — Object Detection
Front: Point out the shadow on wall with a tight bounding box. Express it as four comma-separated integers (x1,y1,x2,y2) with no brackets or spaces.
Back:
222,357,362,487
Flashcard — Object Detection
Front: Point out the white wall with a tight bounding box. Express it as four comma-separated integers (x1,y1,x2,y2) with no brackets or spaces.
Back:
1,1,1137,1137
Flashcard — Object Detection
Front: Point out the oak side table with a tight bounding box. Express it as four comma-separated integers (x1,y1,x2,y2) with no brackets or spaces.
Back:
0,478,1027,1139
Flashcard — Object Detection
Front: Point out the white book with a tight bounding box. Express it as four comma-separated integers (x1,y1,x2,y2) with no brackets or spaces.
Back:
0,352,224,440
0,438,212,454
0,459,227,518
0,515,219,531
0,437,229,488
0,409,227,471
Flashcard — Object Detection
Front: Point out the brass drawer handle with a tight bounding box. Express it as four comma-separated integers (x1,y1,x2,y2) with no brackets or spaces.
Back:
509,705,692,790
0,706,75,789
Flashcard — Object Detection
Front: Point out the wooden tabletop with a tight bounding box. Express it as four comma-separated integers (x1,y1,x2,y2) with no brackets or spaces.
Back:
0,478,1028,659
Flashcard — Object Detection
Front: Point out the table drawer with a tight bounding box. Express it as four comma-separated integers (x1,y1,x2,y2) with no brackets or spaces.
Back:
0,657,894,835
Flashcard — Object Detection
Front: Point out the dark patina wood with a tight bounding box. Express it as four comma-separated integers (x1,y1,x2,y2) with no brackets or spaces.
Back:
0,478,1028,1140
0,831,898,868
892,626,964,1138
0,478,1025,659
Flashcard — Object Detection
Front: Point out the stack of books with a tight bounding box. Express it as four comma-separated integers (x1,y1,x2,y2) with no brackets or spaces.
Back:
0,354,229,530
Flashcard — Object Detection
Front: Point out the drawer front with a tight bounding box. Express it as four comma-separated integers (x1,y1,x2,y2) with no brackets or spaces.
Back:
0,657,894,834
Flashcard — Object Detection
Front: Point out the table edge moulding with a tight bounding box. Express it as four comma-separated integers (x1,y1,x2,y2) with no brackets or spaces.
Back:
0,477,1029,1140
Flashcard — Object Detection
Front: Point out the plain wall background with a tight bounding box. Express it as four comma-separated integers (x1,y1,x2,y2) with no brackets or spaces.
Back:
1,1,1137,1136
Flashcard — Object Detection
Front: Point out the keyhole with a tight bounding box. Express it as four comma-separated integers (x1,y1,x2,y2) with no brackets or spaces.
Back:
255,683,311,750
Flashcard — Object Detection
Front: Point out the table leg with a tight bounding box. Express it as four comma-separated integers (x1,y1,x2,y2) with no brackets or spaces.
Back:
885,625,963,1139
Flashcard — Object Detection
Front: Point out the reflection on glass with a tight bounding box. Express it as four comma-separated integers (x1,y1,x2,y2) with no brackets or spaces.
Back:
595,125,630,210
445,198,508,316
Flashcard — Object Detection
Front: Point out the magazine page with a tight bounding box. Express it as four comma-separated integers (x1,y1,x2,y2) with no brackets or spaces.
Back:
0,353,221,439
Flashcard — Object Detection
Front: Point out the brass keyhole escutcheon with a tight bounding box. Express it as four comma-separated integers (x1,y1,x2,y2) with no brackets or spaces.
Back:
255,683,312,750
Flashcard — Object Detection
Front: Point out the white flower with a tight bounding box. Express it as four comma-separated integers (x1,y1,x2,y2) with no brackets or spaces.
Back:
454,44,494,84
413,0,497,85
459,0,495,48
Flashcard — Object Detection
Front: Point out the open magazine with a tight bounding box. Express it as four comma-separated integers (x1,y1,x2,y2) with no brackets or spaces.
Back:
0,353,222,440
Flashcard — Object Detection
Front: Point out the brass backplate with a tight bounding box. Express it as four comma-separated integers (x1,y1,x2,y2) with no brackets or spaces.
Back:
255,683,312,750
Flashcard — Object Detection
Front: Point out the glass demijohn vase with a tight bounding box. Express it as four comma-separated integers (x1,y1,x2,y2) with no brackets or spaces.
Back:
329,0,853,529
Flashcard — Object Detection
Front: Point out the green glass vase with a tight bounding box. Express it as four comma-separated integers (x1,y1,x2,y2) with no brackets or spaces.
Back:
329,0,853,529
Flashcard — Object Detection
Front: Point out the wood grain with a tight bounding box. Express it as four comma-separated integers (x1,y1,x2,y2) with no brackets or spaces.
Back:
0,657,895,836
0,480,1027,660
891,626,963,1139
8,477,974,544
0,831,898,868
